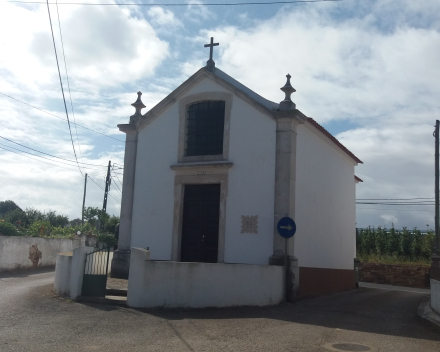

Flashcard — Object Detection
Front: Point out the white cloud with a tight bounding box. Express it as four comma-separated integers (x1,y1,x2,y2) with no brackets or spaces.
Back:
0,2,169,92
147,6,182,30
380,214,398,226
185,1,215,23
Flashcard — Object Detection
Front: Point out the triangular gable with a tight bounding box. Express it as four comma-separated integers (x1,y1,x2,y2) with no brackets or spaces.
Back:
126,66,362,165
133,67,278,132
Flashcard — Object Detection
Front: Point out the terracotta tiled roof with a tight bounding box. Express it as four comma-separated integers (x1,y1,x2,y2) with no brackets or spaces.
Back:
307,118,363,164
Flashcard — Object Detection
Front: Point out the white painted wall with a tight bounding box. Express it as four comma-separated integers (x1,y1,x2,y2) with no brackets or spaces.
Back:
294,121,357,270
130,101,179,260
130,76,276,265
127,248,283,308
0,236,82,271
431,279,440,315
54,246,94,299
54,253,72,297
224,95,276,265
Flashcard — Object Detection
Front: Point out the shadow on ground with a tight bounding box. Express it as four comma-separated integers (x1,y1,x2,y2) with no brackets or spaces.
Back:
135,287,440,341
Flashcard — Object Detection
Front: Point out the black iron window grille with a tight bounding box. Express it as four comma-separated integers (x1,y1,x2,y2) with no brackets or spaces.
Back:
186,101,225,156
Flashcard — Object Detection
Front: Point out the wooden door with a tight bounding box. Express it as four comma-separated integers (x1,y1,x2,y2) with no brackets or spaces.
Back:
181,184,220,263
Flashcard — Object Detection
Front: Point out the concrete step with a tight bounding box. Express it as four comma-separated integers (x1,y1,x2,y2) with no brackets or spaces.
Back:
106,288,127,297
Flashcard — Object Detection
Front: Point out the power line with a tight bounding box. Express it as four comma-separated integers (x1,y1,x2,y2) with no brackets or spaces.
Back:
88,176,121,204
0,145,87,171
55,0,85,173
110,175,122,194
7,0,345,6
61,181,83,213
356,202,434,206
0,92,125,142
0,135,110,168
357,197,434,201
356,207,435,213
0,142,107,170
111,167,123,188
45,0,83,175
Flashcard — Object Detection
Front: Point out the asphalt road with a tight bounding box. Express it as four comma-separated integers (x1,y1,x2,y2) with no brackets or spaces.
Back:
0,269,439,352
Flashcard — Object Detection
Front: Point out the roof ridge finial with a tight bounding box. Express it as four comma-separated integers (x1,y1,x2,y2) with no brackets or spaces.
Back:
131,91,146,117
279,74,296,111
204,37,219,71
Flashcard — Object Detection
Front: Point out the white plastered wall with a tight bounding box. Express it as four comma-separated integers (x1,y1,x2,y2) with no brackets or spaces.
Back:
294,122,357,270
130,103,179,260
224,96,276,265
130,77,276,264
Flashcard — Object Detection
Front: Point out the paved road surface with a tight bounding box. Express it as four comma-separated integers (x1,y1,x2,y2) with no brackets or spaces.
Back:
0,269,439,352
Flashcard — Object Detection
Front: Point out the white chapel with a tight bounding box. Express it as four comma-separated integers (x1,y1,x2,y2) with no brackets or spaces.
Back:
111,38,363,302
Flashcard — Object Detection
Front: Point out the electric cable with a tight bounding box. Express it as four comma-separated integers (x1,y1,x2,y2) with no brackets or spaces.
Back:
110,175,122,194
55,0,85,171
45,0,83,175
88,176,121,203
0,135,111,168
0,92,125,143
0,142,110,170
8,0,346,7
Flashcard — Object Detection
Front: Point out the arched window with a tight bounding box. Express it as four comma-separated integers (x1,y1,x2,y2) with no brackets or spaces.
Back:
185,101,225,156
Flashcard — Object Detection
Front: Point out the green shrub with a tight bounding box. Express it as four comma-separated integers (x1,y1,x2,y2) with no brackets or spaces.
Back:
357,226,434,262
96,232,117,248
28,220,52,237
0,221,19,236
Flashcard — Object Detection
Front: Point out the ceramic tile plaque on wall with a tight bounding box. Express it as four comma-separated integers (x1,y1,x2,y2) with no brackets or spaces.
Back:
241,215,258,234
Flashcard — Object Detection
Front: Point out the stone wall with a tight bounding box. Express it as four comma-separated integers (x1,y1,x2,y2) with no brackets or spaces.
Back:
0,235,96,271
360,262,431,289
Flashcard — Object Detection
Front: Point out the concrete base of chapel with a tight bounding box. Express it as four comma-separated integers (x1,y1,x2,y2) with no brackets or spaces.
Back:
110,250,131,279
298,267,356,298
269,255,299,302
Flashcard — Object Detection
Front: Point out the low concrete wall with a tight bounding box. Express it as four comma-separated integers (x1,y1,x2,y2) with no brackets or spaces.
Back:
431,279,440,315
54,253,72,297
54,246,94,299
360,262,431,288
0,236,82,271
127,248,284,308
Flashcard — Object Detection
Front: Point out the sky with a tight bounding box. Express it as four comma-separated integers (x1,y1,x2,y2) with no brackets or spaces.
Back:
0,0,439,230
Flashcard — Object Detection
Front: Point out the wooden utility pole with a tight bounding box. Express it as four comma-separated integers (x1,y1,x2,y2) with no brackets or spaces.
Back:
435,120,440,255
81,173,87,226
102,161,111,212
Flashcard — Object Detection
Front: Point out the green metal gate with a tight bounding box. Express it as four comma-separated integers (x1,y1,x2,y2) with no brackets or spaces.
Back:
81,246,111,297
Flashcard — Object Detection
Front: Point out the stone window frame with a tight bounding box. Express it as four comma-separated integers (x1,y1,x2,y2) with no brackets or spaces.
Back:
178,92,233,163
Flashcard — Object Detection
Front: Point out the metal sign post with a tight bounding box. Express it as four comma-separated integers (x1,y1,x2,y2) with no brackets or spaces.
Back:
277,217,297,302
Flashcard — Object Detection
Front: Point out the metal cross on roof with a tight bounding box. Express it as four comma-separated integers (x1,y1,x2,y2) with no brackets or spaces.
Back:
204,37,219,69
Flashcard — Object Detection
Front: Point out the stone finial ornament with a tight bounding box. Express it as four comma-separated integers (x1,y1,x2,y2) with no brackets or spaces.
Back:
131,91,146,117
279,74,296,111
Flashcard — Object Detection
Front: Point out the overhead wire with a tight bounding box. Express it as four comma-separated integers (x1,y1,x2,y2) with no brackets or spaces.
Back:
61,181,83,213
357,197,434,201
0,142,109,170
55,0,85,171
8,0,346,6
88,176,121,203
0,93,125,143
110,175,122,194
45,0,83,175
111,167,124,189
0,135,111,168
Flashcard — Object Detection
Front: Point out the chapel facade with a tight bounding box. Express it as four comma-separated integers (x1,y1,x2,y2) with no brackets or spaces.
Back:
111,40,362,299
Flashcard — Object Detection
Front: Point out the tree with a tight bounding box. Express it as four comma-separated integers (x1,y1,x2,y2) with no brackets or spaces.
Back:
45,210,69,228
0,220,19,236
0,200,22,216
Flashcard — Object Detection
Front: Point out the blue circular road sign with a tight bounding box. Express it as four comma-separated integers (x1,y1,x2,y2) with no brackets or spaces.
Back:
277,217,296,238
